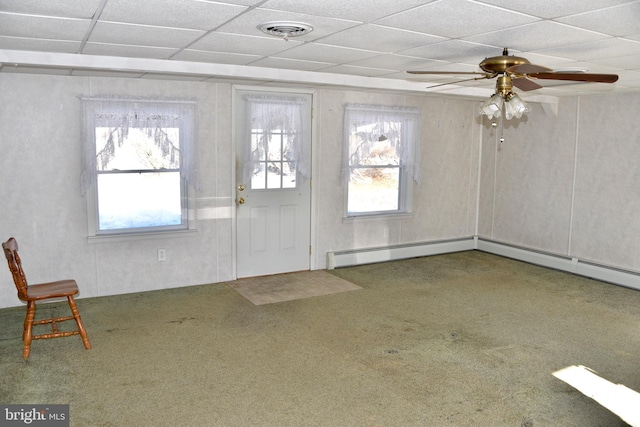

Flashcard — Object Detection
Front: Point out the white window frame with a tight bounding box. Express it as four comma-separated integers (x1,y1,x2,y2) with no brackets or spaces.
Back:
81,97,199,239
343,104,421,218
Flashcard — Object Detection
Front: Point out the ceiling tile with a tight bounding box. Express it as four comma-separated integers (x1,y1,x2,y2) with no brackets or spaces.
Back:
190,32,302,56
89,22,204,49
346,54,446,71
589,54,640,70
172,50,262,65
475,0,636,19
0,13,89,40
319,24,445,53
261,0,435,22
99,0,247,31
463,20,611,52
318,64,397,77
273,43,379,64
249,57,334,72
556,2,640,37
0,36,80,54
375,0,539,38
0,0,105,19
533,38,640,62
400,40,500,63
82,42,179,59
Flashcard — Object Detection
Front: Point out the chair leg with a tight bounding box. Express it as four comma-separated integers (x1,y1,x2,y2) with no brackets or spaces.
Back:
68,296,91,350
23,301,36,359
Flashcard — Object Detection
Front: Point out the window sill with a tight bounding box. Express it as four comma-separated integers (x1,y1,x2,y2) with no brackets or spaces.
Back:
88,228,198,244
342,212,414,223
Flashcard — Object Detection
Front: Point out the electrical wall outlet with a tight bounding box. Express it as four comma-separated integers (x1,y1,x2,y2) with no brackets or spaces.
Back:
157,249,166,262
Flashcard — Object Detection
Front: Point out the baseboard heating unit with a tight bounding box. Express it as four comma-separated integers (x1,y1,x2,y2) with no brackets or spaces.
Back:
326,238,475,269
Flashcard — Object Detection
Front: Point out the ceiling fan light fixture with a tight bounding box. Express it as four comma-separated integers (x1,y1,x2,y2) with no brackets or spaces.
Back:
479,93,504,120
504,93,530,120
480,91,530,121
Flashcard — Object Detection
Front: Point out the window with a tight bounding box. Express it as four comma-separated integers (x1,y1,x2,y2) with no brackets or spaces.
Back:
343,104,420,216
81,98,199,236
241,94,311,190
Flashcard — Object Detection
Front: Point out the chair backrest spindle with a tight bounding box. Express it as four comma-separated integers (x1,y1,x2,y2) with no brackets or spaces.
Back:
2,237,29,301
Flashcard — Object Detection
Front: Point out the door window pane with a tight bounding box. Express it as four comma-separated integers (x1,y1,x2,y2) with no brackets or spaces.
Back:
250,129,297,190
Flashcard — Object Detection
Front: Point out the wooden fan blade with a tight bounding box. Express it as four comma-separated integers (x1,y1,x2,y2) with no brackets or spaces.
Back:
407,70,490,76
511,77,543,91
529,72,619,83
507,63,552,74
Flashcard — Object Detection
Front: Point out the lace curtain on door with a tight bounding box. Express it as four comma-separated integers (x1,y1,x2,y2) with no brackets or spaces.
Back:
343,104,421,184
80,96,199,195
242,94,311,186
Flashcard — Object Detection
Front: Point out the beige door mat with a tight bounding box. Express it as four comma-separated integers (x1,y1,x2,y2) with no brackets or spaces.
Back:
226,270,362,305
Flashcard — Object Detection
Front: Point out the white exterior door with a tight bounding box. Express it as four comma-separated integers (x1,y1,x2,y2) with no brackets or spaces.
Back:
235,90,312,278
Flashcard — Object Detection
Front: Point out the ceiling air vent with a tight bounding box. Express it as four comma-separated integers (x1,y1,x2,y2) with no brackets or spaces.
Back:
257,21,313,40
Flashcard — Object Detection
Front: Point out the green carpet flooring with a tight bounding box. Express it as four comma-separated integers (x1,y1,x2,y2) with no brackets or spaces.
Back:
1,251,638,426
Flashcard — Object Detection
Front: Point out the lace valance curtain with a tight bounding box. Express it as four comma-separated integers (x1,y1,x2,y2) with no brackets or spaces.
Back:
242,94,311,185
80,96,199,194
343,104,421,184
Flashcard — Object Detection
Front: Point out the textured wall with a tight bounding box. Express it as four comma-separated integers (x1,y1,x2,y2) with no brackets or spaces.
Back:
313,89,481,268
478,92,640,273
0,74,234,308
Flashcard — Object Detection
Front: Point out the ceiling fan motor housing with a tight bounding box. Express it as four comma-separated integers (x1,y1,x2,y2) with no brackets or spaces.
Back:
479,48,530,74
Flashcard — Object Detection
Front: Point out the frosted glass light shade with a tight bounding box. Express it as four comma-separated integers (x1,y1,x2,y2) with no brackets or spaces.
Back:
479,93,503,120
504,93,530,120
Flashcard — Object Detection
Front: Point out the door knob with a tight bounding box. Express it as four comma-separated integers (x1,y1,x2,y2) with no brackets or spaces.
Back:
238,184,245,192
237,197,245,205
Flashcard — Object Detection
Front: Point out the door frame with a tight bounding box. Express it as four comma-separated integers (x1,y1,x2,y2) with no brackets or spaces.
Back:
231,85,318,279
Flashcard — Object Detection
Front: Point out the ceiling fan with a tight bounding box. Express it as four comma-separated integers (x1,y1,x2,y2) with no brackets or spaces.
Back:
408,48,619,120
407,47,619,94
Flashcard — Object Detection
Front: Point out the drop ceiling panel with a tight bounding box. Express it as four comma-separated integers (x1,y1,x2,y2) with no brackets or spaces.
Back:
248,57,334,72
556,2,640,36
190,32,303,56
375,0,539,38
89,22,204,49
475,0,637,19
0,13,89,41
0,0,105,19
99,0,248,31
0,36,80,54
347,54,445,72
400,40,501,63
262,0,435,22
319,25,445,53
463,21,611,52
172,50,262,66
534,38,640,62
318,64,396,77
274,43,379,65
82,43,179,60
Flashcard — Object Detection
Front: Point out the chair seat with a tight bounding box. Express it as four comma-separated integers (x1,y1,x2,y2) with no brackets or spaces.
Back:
25,279,79,301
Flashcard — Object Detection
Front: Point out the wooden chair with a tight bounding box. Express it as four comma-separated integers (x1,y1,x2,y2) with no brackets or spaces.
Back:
2,237,91,359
